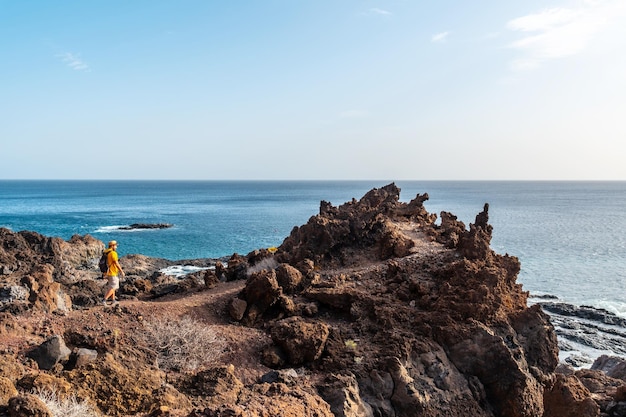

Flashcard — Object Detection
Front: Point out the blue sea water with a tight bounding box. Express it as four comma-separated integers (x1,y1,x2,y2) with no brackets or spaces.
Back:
1,180,625,320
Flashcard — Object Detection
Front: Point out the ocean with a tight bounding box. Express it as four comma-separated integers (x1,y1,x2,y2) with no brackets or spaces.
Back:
1,180,625,366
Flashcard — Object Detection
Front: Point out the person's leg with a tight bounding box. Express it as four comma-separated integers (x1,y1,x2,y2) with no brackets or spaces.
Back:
103,276,115,305
104,287,115,301
107,276,120,306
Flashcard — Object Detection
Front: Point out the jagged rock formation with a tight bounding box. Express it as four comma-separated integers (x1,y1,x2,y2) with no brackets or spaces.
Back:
2,184,626,416
0,229,103,282
228,183,599,416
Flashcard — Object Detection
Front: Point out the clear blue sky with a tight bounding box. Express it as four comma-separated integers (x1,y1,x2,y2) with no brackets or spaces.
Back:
2,1,625,180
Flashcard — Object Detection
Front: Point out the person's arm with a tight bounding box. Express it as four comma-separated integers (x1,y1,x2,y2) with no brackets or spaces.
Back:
113,259,125,277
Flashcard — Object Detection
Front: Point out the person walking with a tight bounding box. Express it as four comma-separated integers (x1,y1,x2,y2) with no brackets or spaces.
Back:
103,240,125,306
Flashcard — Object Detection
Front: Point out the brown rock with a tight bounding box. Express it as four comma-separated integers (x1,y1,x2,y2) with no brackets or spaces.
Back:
149,384,193,414
591,355,626,381
235,382,334,417
7,394,53,417
64,353,166,416
16,373,71,396
269,317,329,366
379,227,415,259
543,374,599,417
318,373,373,417
0,354,26,382
22,264,72,313
0,376,18,406
240,269,282,323
228,298,247,321
275,264,303,294
178,365,243,406
436,321,545,417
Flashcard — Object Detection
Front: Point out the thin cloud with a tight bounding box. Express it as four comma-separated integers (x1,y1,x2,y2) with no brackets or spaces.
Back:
368,8,392,17
506,1,626,71
57,52,90,71
431,31,449,43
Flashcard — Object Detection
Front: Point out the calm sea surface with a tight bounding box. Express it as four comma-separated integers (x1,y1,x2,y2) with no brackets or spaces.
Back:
1,180,625,318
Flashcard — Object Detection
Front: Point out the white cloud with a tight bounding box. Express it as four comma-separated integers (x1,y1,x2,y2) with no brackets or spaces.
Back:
506,1,626,71
57,52,89,71
431,31,449,43
368,8,392,16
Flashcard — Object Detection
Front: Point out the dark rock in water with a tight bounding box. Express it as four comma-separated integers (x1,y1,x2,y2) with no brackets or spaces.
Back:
539,302,626,327
531,293,559,300
566,355,594,368
118,223,173,230
538,301,626,367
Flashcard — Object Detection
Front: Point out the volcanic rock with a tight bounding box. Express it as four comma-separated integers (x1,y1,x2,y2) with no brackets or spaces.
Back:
26,335,71,371
118,223,173,230
7,393,53,417
234,183,562,416
2,183,623,416
0,376,18,406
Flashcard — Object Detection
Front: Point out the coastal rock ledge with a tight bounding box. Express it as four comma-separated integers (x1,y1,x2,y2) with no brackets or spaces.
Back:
1,183,625,416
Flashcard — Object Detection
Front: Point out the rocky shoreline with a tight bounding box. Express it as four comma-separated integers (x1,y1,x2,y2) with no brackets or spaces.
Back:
530,297,626,370
1,183,626,416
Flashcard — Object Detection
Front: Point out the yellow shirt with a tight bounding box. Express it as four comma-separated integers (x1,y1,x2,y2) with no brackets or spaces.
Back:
106,249,120,276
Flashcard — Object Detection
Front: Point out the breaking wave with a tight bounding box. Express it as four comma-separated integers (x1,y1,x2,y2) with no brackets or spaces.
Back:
531,295,626,369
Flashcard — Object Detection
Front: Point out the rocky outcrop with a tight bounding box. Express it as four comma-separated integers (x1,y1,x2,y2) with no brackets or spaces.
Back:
3,184,624,416
0,229,215,311
228,183,567,416
118,223,173,230
0,228,103,283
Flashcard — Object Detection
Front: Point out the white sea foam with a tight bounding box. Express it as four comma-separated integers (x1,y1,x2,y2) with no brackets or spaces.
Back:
593,300,626,318
159,265,213,277
94,225,148,233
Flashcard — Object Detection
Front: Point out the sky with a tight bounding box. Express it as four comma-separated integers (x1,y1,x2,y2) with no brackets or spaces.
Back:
1,0,625,180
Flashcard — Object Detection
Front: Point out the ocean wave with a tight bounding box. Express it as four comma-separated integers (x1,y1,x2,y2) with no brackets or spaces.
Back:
532,298,626,369
159,265,212,277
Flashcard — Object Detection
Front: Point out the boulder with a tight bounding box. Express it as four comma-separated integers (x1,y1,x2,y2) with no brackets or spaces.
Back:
177,365,243,406
591,355,626,381
275,264,303,294
71,348,98,369
318,373,373,417
64,353,166,416
16,373,71,396
269,317,329,366
240,269,282,323
26,335,71,371
0,376,17,406
543,374,599,417
228,298,247,321
7,394,53,417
